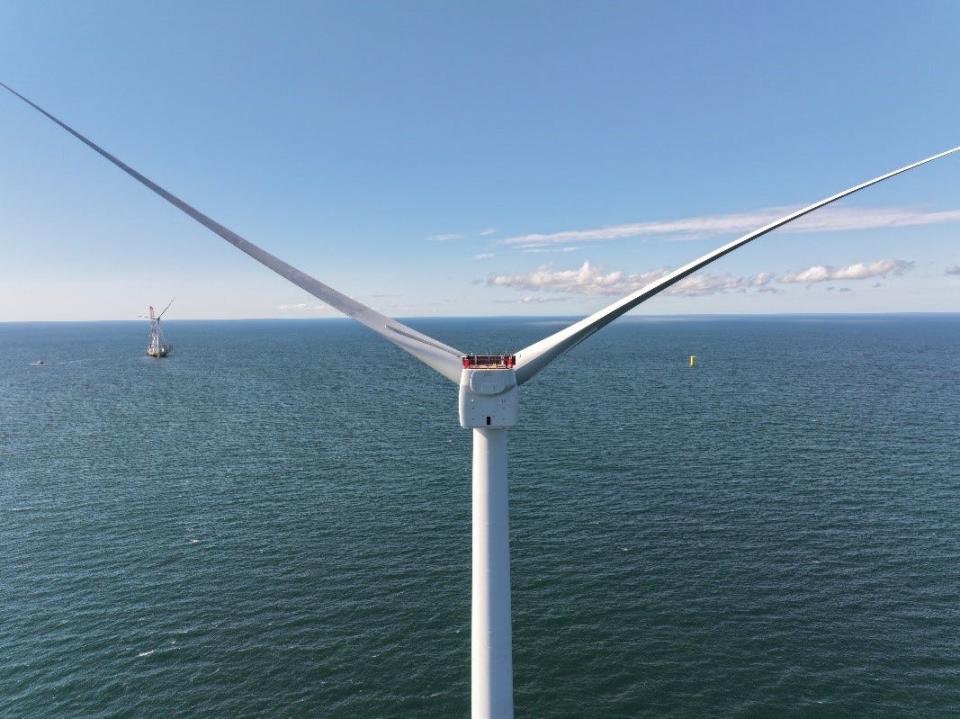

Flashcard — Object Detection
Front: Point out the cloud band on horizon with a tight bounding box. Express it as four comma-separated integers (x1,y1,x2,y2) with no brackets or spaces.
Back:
487,258,913,298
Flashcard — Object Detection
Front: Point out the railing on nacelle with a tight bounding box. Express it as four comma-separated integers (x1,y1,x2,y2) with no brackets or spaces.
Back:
462,355,516,370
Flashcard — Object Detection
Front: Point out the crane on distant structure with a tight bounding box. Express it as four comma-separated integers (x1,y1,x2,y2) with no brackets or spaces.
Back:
146,298,174,358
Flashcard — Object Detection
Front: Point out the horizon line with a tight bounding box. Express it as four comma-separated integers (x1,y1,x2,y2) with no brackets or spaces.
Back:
4,310,960,325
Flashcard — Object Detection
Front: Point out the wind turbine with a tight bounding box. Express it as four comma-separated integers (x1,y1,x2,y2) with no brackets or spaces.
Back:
146,297,175,357
2,82,957,719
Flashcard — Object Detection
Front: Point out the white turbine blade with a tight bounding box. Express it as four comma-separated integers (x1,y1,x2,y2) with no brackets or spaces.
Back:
157,297,175,320
514,146,960,385
1,82,465,383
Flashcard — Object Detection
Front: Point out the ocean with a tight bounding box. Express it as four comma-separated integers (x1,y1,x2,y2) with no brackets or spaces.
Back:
2,315,959,717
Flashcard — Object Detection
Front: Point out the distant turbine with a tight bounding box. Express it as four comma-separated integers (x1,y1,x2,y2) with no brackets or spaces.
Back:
146,297,174,358
3,82,957,719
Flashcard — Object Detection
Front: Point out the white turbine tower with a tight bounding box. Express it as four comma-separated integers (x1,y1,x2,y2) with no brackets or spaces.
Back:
3,82,957,719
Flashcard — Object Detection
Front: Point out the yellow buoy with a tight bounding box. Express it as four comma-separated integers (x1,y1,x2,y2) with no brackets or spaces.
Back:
689,354,696,368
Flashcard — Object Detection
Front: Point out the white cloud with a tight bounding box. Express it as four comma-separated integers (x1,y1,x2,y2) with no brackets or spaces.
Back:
278,303,333,313
487,261,775,297
520,295,567,304
946,265,960,276
780,259,913,283
501,205,960,248
493,295,574,305
486,256,908,300
474,253,495,260
521,246,582,254
428,232,464,242
477,227,498,236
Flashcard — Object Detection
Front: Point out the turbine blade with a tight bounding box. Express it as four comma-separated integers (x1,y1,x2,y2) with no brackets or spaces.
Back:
1,82,465,383
513,146,960,385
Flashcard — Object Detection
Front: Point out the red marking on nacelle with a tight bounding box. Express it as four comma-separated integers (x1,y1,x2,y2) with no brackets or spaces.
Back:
462,354,516,369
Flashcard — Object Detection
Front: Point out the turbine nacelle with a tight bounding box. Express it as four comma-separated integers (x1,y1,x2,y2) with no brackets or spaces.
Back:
459,363,519,429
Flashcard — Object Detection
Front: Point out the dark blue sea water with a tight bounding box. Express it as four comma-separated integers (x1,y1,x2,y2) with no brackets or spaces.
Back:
2,315,959,718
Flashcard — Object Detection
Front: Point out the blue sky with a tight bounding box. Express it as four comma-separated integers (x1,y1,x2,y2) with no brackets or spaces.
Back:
1,1,959,321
